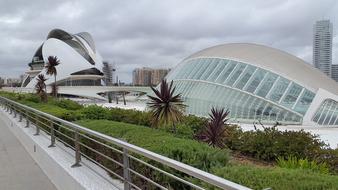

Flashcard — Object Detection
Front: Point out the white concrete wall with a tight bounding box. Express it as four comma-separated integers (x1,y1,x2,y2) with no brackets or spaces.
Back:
303,88,338,126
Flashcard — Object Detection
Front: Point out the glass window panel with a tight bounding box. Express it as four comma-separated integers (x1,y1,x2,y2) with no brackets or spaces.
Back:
184,59,200,79
225,63,246,86
187,59,205,79
234,66,256,90
269,107,279,121
181,61,196,79
267,77,290,102
244,69,267,93
281,83,303,108
285,112,294,122
324,110,334,125
334,115,338,125
249,98,262,119
242,96,255,119
318,109,329,125
200,58,218,80
176,61,193,79
191,58,212,80
313,101,326,123
262,104,273,120
255,101,267,120
329,105,338,125
215,61,237,84
235,93,248,118
329,113,337,125
255,73,278,98
293,90,315,115
206,59,228,82
277,110,287,121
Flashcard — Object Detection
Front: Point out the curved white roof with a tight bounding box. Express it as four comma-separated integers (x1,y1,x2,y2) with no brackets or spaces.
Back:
185,43,338,95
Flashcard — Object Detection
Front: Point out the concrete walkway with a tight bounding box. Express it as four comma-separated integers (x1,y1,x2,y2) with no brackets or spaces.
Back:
0,118,57,190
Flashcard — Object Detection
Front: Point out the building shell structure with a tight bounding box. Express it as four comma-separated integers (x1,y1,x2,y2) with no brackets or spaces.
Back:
166,43,338,127
22,29,104,89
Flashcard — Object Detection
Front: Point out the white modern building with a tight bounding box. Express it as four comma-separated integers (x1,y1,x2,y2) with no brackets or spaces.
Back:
22,29,104,88
166,43,338,127
313,20,333,78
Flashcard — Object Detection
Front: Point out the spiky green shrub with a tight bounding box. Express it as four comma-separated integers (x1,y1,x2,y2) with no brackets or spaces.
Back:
196,107,230,148
147,80,186,132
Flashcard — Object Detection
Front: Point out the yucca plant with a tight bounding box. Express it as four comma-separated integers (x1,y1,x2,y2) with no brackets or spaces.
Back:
35,74,48,102
197,107,229,148
45,56,60,98
147,80,186,133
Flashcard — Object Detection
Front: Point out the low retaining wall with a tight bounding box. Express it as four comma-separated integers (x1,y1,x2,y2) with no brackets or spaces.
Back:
0,108,121,190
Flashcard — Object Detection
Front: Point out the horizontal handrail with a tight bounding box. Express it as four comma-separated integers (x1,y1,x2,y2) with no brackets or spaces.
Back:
0,96,251,190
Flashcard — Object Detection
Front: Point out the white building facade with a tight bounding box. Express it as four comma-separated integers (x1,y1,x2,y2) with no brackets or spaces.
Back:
22,29,104,88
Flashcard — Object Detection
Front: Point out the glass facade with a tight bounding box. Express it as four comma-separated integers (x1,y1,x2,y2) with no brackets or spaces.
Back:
312,99,338,125
167,57,316,124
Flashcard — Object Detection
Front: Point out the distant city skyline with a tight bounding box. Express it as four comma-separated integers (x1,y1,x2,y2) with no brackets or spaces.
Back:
0,0,337,82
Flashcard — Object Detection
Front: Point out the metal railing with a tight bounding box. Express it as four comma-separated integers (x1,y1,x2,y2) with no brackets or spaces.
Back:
0,96,251,190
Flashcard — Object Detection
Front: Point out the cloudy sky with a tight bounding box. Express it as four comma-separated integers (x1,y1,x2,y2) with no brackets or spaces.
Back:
0,0,337,82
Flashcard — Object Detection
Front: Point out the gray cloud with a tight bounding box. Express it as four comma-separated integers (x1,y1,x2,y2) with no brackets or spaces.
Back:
0,0,337,82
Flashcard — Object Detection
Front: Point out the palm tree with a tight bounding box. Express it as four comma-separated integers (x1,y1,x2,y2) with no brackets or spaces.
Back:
147,80,186,133
45,56,60,98
35,74,48,102
196,107,229,148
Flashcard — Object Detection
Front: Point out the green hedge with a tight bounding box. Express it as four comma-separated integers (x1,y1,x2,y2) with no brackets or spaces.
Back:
76,119,338,190
212,164,338,190
76,119,229,171
225,125,325,161
76,119,229,189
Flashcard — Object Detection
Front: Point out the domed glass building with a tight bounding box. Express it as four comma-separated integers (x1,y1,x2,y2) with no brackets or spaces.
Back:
166,43,338,126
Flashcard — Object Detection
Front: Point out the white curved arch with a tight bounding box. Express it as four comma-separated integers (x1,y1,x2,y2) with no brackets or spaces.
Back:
184,43,338,95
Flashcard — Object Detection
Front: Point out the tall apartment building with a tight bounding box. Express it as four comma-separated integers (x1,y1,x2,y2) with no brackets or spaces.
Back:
313,20,333,77
132,67,152,86
132,67,170,86
151,69,170,85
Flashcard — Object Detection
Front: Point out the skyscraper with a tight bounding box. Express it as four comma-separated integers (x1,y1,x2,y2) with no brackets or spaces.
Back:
313,20,333,77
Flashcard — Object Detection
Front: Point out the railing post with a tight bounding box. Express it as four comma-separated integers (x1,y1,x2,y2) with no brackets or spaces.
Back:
26,118,30,128
48,122,56,148
9,107,12,114
123,148,131,190
25,110,30,128
19,113,22,122
34,115,40,136
72,130,81,167
14,109,17,118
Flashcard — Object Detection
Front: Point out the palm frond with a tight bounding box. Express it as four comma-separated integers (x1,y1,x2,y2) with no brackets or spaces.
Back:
45,56,60,76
